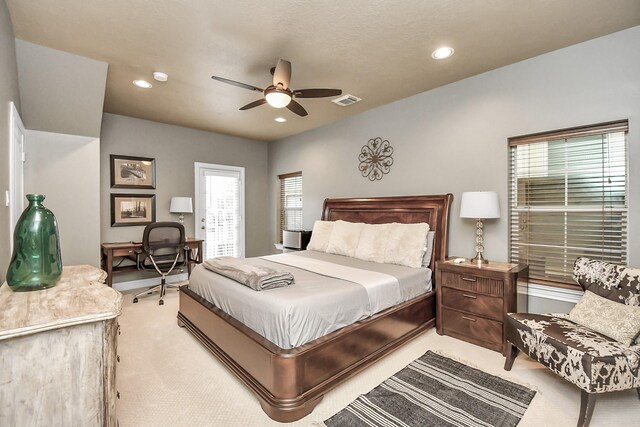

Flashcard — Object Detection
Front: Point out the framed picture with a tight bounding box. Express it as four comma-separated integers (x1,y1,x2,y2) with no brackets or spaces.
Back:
110,194,156,227
110,154,156,189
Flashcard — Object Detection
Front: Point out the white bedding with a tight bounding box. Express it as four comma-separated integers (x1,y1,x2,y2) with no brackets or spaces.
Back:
188,250,432,349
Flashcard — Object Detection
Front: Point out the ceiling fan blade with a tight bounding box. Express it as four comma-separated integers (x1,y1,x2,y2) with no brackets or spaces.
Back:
293,88,342,98
239,98,267,110
286,99,308,117
211,75,263,92
273,59,292,89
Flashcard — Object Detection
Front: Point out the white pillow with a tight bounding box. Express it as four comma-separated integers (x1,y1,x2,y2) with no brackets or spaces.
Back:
421,231,436,268
326,220,364,257
355,223,391,263
306,220,334,252
383,222,430,268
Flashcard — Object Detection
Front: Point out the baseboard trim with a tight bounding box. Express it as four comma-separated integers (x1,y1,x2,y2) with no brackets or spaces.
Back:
113,273,188,292
518,282,583,303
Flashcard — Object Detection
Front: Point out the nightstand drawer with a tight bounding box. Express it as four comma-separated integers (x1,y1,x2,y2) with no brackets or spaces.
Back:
441,308,502,345
440,271,504,297
441,287,503,320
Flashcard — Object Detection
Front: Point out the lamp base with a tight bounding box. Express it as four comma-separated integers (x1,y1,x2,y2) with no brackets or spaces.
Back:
470,252,488,265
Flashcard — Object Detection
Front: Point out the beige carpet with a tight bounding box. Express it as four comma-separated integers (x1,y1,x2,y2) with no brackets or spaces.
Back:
116,288,639,426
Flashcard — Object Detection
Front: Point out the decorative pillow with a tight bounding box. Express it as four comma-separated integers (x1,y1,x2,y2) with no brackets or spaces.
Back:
568,290,640,346
383,222,430,268
573,257,640,306
326,220,364,257
306,220,334,252
354,223,391,264
421,231,436,268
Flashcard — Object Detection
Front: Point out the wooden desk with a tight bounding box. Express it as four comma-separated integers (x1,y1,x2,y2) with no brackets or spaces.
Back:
101,238,203,287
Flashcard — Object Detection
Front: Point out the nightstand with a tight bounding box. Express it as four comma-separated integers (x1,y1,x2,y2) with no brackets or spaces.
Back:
435,259,528,355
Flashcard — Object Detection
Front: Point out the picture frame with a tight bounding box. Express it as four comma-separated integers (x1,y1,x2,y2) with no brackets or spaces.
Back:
110,194,156,227
110,154,156,189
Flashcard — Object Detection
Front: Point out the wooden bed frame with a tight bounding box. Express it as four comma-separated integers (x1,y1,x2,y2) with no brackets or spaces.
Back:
177,194,453,422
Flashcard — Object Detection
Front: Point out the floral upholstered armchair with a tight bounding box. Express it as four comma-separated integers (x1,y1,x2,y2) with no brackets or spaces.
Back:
504,257,640,427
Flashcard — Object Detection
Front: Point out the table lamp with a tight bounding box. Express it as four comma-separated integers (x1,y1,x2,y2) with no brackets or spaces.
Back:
460,191,500,265
169,197,193,224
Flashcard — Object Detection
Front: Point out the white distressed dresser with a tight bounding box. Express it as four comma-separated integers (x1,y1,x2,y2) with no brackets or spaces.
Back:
0,265,122,426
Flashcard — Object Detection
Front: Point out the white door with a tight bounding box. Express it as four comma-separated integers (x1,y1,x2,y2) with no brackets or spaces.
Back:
195,163,245,260
9,102,26,250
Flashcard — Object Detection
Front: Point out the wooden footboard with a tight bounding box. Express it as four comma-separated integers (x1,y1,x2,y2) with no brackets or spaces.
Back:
178,285,436,422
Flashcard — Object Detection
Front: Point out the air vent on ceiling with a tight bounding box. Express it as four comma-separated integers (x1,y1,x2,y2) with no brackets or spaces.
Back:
332,94,361,107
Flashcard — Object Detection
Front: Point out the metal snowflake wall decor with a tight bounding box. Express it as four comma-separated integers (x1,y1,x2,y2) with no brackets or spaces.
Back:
358,137,394,181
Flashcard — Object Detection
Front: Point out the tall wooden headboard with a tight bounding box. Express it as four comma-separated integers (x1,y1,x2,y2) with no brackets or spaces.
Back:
321,194,454,273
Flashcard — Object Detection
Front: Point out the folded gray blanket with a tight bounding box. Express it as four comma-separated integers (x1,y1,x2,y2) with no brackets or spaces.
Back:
203,257,294,291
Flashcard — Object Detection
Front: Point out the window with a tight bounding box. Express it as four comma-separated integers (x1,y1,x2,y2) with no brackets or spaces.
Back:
278,172,303,242
508,120,628,288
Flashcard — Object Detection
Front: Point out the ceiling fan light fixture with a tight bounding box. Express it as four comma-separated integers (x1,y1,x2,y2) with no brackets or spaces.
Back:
431,46,455,59
265,89,292,108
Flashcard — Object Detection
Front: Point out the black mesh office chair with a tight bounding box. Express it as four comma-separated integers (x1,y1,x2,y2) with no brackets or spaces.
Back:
133,222,187,305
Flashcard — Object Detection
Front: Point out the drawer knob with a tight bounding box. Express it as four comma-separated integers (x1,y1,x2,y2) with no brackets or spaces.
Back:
461,277,477,282
462,316,477,322
462,293,477,299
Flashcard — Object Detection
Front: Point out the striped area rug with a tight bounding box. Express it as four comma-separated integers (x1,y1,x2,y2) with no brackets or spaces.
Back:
324,351,535,427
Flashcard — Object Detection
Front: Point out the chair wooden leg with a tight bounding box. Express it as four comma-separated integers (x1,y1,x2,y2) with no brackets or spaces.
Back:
636,387,640,400
503,341,519,371
578,390,597,427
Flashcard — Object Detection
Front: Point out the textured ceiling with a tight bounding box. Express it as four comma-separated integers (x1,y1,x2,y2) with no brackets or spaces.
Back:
6,0,640,141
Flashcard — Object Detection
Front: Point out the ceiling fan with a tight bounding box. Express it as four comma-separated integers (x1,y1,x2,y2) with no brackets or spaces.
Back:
211,59,342,117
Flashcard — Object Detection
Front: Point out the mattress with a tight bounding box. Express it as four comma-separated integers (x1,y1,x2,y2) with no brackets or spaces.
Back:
187,250,432,349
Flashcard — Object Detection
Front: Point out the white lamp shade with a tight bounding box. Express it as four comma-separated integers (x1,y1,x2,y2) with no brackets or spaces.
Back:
169,197,193,214
460,191,500,219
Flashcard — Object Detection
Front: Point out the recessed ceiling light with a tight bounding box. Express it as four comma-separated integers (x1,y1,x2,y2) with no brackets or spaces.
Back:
431,47,455,60
133,79,152,89
153,71,168,82
274,117,287,123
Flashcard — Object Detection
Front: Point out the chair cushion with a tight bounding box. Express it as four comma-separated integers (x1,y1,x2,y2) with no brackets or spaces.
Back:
573,257,640,306
506,313,640,393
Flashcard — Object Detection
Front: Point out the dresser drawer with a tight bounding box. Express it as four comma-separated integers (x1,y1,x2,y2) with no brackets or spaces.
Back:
441,287,503,321
440,271,504,297
441,308,502,345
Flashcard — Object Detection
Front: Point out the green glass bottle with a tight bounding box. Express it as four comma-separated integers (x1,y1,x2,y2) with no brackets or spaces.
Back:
6,194,63,291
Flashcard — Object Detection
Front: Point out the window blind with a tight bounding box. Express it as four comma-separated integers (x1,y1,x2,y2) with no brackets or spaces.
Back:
508,120,628,288
278,172,303,242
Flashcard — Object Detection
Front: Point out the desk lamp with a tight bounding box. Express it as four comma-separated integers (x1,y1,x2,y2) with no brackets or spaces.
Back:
169,197,193,224
460,191,500,265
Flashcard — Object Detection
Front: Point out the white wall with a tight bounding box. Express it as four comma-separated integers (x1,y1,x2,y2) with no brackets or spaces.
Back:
15,40,108,138
24,130,101,266
268,27,640,313
0,0,21,282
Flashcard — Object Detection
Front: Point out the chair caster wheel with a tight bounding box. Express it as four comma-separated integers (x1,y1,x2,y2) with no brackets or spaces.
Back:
133,298,138,303
159,300,164,306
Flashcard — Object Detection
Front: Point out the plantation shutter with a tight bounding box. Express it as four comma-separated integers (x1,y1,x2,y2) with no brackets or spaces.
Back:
508,120,628,288
278,172,303,243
